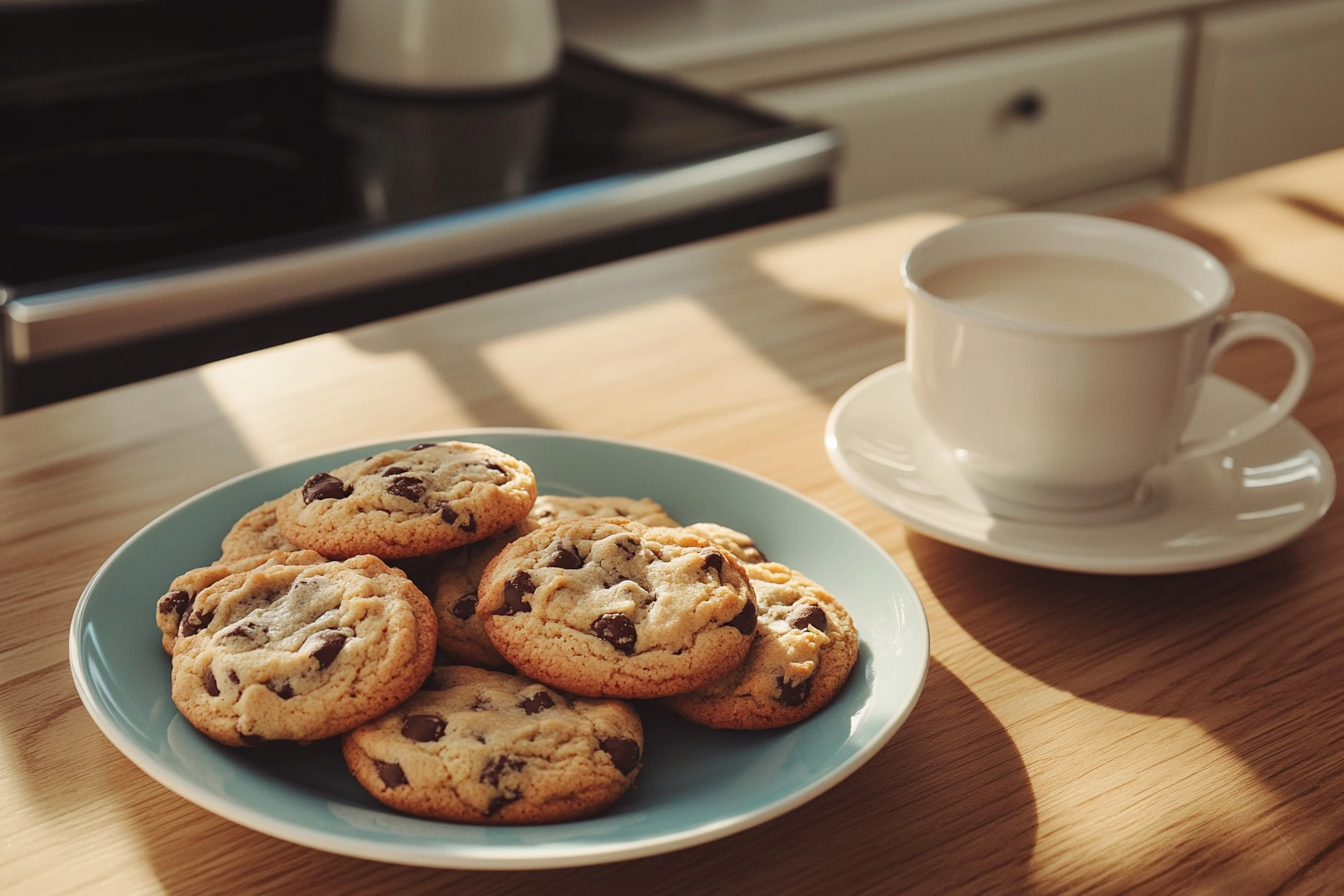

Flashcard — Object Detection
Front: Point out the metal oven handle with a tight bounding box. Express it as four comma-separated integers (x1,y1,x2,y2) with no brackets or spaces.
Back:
4,131,838,364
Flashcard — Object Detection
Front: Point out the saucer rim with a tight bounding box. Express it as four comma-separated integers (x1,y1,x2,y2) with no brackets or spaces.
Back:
825,362,1336,575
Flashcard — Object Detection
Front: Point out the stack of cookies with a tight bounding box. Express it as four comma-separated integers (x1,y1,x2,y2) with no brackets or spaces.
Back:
154,440,859,825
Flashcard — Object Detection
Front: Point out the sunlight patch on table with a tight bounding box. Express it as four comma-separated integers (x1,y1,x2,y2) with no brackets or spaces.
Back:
1025,708,1290,893
198,334,466,464
479,294,823,437
1161,192,1344,306
927,600,1299,892
10,827,160,896
750,211,968,324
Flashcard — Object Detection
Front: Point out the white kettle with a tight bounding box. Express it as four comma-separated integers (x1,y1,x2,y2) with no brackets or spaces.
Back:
325,0,561,92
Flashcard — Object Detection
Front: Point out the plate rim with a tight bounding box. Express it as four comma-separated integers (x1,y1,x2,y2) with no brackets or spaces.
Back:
825,363,1336,575
69,426,930,869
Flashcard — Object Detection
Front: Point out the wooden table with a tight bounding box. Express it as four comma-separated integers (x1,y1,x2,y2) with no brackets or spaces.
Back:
5,149,1344,895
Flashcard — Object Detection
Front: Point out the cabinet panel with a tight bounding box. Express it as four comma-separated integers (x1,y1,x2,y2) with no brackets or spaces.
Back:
746,19,1184,206
1183,0,1344,187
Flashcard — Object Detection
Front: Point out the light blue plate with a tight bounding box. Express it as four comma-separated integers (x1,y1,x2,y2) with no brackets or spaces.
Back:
69,429,929,869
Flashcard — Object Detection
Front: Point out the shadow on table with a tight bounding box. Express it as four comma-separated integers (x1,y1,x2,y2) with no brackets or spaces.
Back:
121,660,1038,896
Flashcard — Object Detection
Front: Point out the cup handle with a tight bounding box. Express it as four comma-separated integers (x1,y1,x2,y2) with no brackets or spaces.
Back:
1170,311,1314,463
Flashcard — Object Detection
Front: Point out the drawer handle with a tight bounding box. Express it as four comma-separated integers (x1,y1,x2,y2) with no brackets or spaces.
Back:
1006,90,1045,122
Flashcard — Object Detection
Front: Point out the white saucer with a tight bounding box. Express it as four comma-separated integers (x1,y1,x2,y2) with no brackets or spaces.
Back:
825,363,1335,574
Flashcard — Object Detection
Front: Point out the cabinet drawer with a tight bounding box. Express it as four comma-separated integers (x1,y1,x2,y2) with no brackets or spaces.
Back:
1184,0,1344,187
746,19,1185,206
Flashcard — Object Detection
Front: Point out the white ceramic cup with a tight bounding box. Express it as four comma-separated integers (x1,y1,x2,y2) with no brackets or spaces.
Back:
325,0,561,93
902,212,1314,518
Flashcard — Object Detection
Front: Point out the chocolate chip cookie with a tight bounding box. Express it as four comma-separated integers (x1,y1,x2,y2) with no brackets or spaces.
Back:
528,495,679,528
154,549,328,654
342,665,643,824
170,554,438,746
679,522,767,564
275,441,537,560
431,495,679,669
476,519,757,699
218,497,301,564
662,561,859,729
431,531,517,669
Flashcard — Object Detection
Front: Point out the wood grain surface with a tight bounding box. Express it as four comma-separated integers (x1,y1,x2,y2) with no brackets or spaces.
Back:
3,154,1344,895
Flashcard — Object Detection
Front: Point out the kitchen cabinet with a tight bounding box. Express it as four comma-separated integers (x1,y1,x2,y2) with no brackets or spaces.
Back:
562,0,1344,212
744,19,1184,208
1183,0,1344,187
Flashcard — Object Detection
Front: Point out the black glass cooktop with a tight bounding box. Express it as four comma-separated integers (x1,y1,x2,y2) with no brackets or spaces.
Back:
0,0,816,296
0,0,833,412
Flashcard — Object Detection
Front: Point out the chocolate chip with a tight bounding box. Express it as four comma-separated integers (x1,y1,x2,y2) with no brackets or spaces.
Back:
727,600,757,635
435,505,478,531
548,545,583,569
302,472,350,503
309,631,348,668
452,594,478,619
493,572,535,615
480,755,525,787
519,691,554,714
268,680,294,700
228,670,240,684
376,760,407,788
158,589,190,619
468,460,508,482
486,794,518,816
203,666,219,697
614,536,639,559
221,620,264,642
704,552,724,574
777,675,811,706
408,442,438,451
599,737,641,775
591,613,637,655
438,503,478,530
382,465,408,476
179,608,213,638
387,475,426,502
401,714,446,742
787,604,828,632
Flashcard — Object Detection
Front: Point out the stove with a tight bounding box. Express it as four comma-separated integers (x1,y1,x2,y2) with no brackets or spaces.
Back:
0,0,836,411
